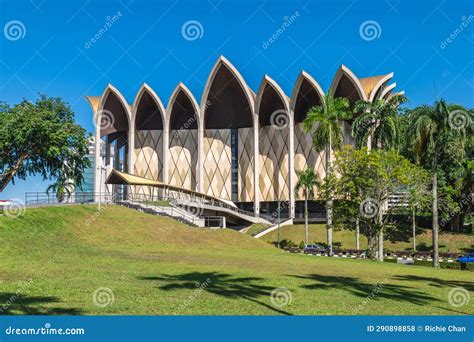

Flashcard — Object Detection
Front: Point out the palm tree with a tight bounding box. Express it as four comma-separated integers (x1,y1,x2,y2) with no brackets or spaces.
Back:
352,94,407,261
303,93,352,255
352,94,407,150
294,168,321,246
46,177,75,203
408,99,472,268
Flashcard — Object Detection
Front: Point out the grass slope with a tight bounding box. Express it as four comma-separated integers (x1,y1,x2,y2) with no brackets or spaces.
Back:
0,205,473,315
260,224,473,253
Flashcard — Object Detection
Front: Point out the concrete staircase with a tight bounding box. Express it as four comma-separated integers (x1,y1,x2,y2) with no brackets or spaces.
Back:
117,201,205,227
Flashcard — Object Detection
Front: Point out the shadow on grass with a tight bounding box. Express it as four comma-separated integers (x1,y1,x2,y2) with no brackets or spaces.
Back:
391,275,474,292
138,272,292,315
0,293,83,315
290,274,437,305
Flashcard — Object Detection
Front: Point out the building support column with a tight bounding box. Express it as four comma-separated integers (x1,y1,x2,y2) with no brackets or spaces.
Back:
288,112,295,219
253,114,260,215
93,121,101,203
198,120,204,193
128,124,135,174
162,126,169,184
105,136,112,196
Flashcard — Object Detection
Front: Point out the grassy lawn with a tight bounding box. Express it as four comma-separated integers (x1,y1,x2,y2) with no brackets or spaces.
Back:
244,223,272,236
260,224,474,253
0,205,473,315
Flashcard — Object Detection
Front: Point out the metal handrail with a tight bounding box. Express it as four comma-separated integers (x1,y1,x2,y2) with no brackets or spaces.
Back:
24,191,280,224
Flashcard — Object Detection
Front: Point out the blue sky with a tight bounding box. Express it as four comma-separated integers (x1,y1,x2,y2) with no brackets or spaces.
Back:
1,0,473,199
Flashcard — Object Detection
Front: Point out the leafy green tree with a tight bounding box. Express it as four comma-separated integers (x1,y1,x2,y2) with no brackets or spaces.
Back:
352,94,407,150
0,96,90,192
408,100,472,267
294,168,321,246
333,146,426,260
405,166,431,251
303,93,352,255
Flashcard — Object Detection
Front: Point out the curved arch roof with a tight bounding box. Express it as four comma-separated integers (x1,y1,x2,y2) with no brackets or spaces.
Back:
132,83,166,130
255,75,290,115
95,84,132,136
166,82,200,130
85,57,403,132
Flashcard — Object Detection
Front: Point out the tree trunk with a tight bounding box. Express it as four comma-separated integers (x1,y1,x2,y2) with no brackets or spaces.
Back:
326,143,333,256
355,218,360,250
367,232,375,259
412,208,417,251
432,157,440,269
304,196,308,246
377,228,384,261
0,153,29,192
450,213,461,232
377,207,384,261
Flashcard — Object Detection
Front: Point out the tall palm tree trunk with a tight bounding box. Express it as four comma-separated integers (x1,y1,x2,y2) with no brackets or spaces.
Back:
377,229,384,261
432,156,440,268
304,195,308,246
412,208,417,251
326,143,333,256
355,218,360,250
377,208,384,262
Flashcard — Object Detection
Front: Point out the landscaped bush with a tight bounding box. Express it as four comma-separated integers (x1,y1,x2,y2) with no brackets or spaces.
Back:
384,258,474,271
272,239,296,248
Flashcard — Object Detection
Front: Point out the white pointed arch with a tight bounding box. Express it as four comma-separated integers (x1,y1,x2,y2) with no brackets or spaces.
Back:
329,65,367,101
255,75,290,115
200,55,255,127
84,96,100,115
96,84,132,128
388,90,405,99
289,70,325,112
369,72,394,102
380,82,397,100
166,82,201,130
131,83,166,128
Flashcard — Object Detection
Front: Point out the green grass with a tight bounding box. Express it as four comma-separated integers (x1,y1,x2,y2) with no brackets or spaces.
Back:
260,224,473,253
0,206,473,315
244,223,272,236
